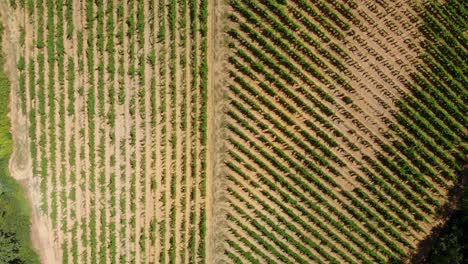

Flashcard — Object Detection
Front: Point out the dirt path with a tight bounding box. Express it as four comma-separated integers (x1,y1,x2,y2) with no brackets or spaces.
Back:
0,1,59,263
206,0,231,263
113,1,126,262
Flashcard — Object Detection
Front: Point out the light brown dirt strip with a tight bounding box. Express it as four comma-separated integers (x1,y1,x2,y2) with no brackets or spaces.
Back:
113,1,126,262
72,1,85,262
111,1,125,261
205,0,230,263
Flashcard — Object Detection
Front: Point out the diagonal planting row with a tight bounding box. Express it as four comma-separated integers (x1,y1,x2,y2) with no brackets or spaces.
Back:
224,0,466,263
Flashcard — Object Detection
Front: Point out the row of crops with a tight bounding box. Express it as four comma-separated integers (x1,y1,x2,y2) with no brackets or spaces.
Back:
6,0,466,263
224,0,466,263
13,0,209,263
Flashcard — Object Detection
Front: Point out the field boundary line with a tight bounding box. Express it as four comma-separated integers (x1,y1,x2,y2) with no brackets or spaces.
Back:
207,0,230,263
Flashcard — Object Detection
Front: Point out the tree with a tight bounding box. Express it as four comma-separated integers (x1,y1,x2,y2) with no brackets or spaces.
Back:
0,231,21,264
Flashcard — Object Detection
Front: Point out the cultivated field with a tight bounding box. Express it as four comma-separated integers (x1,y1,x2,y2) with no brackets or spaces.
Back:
1,0,466,263
223,0,466,263
7,0,211,263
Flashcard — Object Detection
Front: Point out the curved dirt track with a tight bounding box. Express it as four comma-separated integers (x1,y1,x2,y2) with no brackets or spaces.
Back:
0,1,59,263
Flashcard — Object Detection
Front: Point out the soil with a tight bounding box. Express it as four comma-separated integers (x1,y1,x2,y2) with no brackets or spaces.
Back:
206,0,231,263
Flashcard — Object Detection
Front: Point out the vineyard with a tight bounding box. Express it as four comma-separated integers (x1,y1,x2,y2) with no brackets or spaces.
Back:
224,0,466,263
8,0,210,263
0,0,466,263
